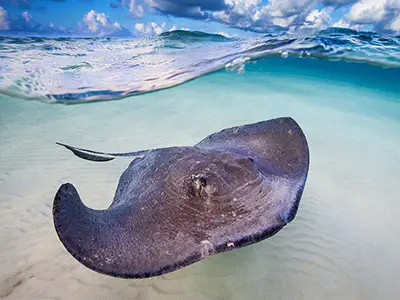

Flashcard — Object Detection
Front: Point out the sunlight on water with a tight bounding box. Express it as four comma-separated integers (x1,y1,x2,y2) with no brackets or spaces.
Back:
0,56,400,299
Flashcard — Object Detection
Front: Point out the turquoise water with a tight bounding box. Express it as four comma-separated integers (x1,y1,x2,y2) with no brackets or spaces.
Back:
1,32,400,299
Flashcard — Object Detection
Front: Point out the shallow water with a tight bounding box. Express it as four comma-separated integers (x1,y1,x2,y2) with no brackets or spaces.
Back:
1,56,400,299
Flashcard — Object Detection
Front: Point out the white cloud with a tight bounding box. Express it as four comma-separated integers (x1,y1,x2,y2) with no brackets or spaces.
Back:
152,21,165,35
82,10,131,37
214,0,341,33
213,0,263,27
0,6,10,31
212,0,323,32
138,0,370,34
134,21,169,35
345,0,400,32
134,22,146,33
213,1,271,31
129,0,144,17
22,11,32,23
266,0,315,18
270,16,293,27
347,0,387,24
225,0,262,16
17,11,38,30
137,0,399,33
2,10,73,35
303,8,333,29
332,18,362,30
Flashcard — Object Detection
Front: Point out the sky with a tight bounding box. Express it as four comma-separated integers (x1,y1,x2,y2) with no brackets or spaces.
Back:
0,0,399,37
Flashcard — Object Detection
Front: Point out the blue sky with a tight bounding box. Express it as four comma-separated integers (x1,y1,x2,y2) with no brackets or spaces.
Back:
0,0,399,37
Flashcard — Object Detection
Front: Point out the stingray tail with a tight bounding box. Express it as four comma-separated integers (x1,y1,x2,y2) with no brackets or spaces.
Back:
56,142,148,162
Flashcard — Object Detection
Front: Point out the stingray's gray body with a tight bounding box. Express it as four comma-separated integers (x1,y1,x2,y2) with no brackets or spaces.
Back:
53,117,309,279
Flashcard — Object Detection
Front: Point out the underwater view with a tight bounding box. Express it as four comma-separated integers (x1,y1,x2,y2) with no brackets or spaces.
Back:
1,1,400,300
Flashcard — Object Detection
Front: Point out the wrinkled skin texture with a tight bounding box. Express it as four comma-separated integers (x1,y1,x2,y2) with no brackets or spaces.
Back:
53,117,309,278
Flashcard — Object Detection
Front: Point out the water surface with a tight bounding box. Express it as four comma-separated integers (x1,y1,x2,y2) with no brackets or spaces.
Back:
1,28,399,102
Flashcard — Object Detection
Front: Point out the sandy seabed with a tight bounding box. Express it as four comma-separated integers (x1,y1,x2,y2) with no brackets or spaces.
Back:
1,68,400,300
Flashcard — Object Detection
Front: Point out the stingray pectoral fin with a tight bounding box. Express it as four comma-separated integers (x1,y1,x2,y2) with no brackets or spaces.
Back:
196,117,309,179
53,183,193,278
54,184,143,278
56,142,148,162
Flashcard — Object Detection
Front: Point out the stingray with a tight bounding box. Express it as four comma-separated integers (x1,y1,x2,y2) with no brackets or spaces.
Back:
53,117,309,279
